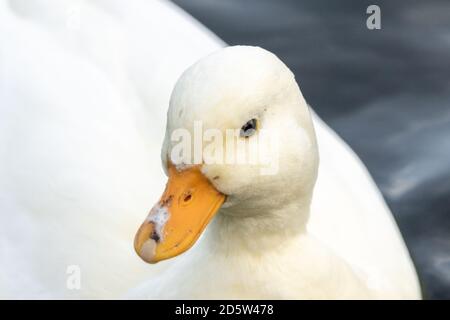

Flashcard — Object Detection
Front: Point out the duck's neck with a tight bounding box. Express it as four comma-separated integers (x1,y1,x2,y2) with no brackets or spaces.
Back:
203,200,310,254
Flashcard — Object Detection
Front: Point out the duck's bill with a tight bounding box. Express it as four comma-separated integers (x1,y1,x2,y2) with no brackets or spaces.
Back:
134,163,226,263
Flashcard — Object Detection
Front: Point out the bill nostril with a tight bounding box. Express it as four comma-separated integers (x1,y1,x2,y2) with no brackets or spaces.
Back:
180,190,194,205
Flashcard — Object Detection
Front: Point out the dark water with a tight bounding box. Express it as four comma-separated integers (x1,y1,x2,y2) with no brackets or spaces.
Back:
174,0,450,299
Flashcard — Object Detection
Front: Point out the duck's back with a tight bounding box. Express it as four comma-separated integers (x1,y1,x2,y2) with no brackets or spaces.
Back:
308,114,421,299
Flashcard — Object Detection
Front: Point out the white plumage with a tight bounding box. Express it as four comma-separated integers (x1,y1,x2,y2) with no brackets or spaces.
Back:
0,0,420,299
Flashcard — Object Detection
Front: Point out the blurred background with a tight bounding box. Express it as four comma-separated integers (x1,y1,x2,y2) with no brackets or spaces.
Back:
173,0,450,298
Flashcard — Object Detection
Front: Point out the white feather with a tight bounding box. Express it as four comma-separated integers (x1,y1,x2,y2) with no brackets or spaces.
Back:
0,0,420,299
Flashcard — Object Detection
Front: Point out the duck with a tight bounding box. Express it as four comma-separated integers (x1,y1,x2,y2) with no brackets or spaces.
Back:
0,0,420,299
130,45,421,299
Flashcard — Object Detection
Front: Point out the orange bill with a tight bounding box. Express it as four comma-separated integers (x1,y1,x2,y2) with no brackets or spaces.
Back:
134,163,226,263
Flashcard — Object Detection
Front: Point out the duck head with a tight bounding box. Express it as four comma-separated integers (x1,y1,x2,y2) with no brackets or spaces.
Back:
134,46,319,263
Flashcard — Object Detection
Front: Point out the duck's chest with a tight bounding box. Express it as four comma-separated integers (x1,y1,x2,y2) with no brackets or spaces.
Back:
153,238,373,299
156,251,336,299
160,254,295,299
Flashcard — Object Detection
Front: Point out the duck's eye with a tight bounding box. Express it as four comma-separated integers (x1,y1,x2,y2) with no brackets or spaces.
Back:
240,119,258,138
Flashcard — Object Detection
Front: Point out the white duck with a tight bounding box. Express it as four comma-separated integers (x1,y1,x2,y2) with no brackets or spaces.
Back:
0,0,420,299
129,46,421,299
